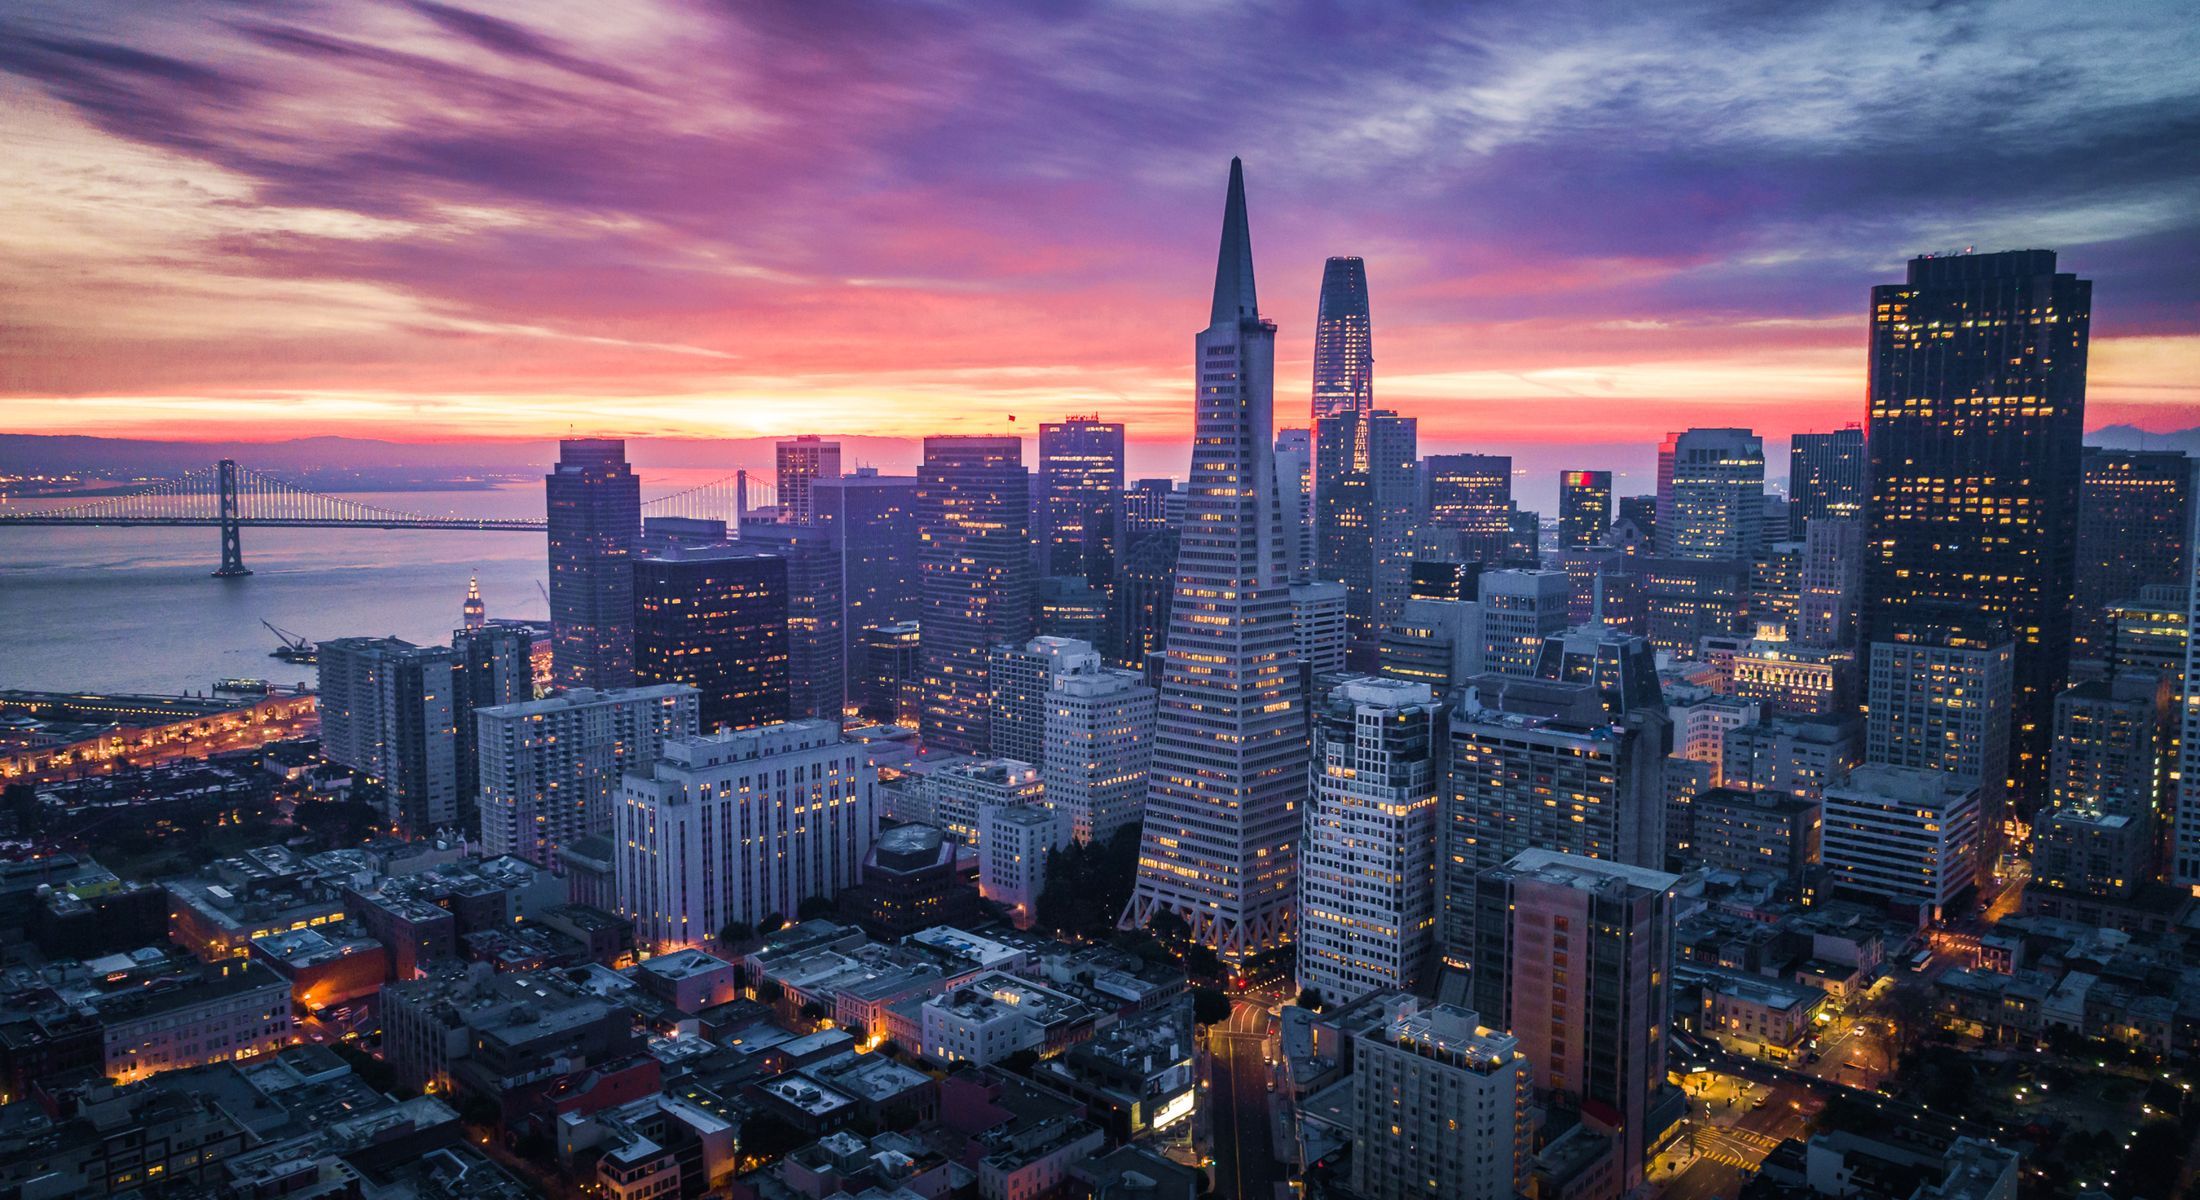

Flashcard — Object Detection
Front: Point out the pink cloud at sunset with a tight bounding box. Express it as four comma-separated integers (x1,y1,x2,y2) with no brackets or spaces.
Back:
1,0,2194,451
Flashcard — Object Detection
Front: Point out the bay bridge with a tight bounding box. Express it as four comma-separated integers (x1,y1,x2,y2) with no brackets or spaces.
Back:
0,460,777,576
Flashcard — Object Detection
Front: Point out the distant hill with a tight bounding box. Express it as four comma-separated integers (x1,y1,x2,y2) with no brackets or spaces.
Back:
2084,425,2200,455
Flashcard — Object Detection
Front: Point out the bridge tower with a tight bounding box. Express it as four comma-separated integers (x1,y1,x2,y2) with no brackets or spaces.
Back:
213,458,251,577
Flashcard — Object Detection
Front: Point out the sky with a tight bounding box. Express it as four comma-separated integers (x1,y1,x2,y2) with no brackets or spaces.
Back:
1,0,2196,458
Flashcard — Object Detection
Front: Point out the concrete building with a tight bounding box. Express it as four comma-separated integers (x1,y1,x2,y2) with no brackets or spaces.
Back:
99,959,294,1085
1721,716,1859,801
918,972,1092,1067
814,469,923,704
1866,624,2013,858
1797,517,1864,648
1378,597,1482,697
476,685,696,870
1468,850,1680,1194
920,758,1046,850
739,522,845,721
1441,676,1668,968
1350,1000,1531,1200
1821,764,1983,915
316,636,458,836
1689,787,1822,882
616,722,876,950
1291,579,1350,676
988,636,1100,768
1041,662,1158,846
1299,678,1442,1005
1658,428,1765,561
979,803,1060,929
774,435,841,527
1478,569,1569,677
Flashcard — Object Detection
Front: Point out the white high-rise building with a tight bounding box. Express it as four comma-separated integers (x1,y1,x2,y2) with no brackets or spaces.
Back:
1350,1000,1531,1200
989,636,1099,767
1658,427,1767,560
1042,663,1157,846
1274,428,1315,585
616,721,876,951
477,684,699,869
1477,570,1569,677
1822,764,1982,916
1290,580,1349,676
921,758,1046,849
1121,160,1309,959
980,803,1060,929
1298,678,1441,1005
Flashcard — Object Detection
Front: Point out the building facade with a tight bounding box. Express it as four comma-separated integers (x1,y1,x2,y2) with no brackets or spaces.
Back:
1298,678,1442,1005
1121,160,1308,958
917,436,1035,754
616,722,877,950
476,685,699,869
1559,470,1613,550
548,438,641,690
633,545,790,733
1864,250,2091,804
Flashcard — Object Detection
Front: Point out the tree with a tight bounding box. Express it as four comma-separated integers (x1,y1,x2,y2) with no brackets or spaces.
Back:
2118,1121,2184,1200
1191,987,1232,1027
718,920,756,949
1295,986,1325,1013
755,978,785,1006
798,895,838,922
758,912,786,936
800,1000,829,1024
1002,1048,1041,1076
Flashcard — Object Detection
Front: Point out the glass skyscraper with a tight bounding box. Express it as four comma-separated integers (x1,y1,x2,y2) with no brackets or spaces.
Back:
1863,250,2090,804
547,438,641,690
1122,160,1307,959
1038,416,1126,583
1558,469,1612,549
917,435,1034,754
1310,255,1372,423
1787,426,1866,540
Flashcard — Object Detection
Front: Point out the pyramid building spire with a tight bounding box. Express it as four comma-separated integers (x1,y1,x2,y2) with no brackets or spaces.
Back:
1124,159,1305,959
1209,157,1259,327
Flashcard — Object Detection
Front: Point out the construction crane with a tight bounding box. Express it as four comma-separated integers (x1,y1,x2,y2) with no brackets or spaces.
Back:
262,619,317,664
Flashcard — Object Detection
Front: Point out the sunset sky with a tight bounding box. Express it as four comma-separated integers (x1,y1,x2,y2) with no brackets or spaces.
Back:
2,0,2196,457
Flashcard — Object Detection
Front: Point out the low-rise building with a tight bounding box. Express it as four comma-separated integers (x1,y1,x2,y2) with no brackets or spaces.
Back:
919,971,1095,1067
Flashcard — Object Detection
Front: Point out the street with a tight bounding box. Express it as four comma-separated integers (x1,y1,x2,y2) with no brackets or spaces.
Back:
1208,997,1286,1200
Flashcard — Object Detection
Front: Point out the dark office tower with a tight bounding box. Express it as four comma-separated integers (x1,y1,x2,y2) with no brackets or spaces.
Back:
1310,256,1372,423
1314,409,1418,669
2073,448,2191,660
917,435,1034,753
774,435,841,526
1424,453,1513,563
814,468,922,702
858,622,922,727
1123,159,1307,959
1039,416,1126,583
1111,527,1179,671
1616,494,1657,550
1120,478,1175,551
449,623,532,815
1865,251,2091,805
547,438,641,689
633,545,789,732
1787,427,1866,540
742,523,843,721
1558,470,1612,549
